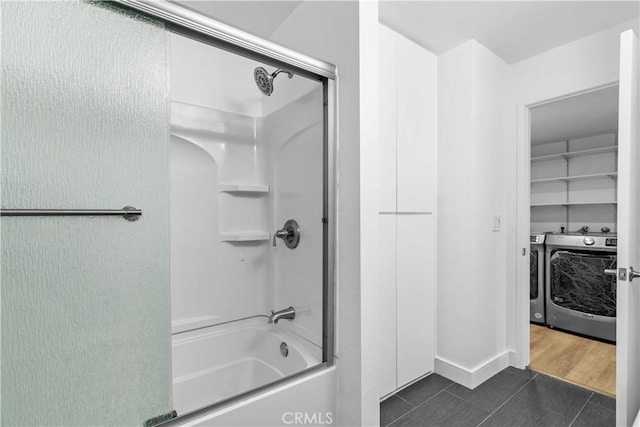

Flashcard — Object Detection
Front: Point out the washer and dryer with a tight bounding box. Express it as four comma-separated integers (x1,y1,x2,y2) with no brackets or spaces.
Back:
544,233,617,342
530,233,546,324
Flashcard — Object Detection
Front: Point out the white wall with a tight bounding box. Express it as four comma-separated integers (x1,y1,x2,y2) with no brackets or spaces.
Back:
530,132,617,233
505,18,639,366
171,33,263,117
436,40,509,388
169,34,272,334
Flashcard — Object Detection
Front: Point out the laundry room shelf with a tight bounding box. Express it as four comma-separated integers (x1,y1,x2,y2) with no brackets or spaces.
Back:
531,172,617,184
219,184,269,193
531,146,617,163
531,201,617,207
219,232,269,242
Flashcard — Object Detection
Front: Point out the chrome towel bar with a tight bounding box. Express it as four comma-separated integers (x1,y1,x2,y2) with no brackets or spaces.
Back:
0,206,141,221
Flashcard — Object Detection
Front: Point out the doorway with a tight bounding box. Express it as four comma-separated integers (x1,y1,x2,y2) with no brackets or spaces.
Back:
524,85,619,397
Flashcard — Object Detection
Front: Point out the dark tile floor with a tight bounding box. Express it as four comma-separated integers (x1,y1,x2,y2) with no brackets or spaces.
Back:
380,367,615,427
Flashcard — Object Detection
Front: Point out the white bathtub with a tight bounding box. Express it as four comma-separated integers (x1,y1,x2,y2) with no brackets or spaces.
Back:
172,319,322,415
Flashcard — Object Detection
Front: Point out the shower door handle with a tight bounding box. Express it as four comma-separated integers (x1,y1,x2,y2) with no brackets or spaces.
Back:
629,267,640,282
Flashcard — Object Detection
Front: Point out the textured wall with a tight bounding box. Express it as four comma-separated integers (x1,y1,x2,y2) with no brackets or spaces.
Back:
1,2,172,425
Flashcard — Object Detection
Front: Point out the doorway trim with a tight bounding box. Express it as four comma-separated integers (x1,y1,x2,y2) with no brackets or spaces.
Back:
513,81,620,370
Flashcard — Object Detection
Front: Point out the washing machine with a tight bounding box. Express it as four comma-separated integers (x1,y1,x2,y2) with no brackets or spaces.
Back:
545,233,617,342
530,233,546,324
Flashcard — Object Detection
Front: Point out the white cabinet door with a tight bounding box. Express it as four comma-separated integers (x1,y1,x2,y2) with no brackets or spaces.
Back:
378,25,397,212
378,215,398,396
397,36,437,213
396,215,435,386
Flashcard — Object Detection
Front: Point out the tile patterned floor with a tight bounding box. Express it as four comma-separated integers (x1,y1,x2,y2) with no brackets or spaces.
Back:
380,367,615,427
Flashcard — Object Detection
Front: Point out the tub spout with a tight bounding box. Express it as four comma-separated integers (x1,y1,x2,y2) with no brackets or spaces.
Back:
269,306,295,324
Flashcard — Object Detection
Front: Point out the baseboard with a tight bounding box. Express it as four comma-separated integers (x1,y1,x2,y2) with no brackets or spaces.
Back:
509,349,526,369
435,351,513,389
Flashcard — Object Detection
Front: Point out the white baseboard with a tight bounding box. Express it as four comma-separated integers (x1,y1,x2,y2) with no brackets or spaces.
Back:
435,351,514,389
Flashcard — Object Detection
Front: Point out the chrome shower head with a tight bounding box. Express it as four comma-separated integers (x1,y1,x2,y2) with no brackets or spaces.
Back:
254,67,273,96
254,67,293,96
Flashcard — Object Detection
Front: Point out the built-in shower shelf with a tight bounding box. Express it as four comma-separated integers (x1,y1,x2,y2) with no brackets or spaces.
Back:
219,184,269,193
219,232,270,242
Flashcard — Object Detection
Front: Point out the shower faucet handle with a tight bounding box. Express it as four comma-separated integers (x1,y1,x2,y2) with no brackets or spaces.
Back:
272,228,291,246
272,219,300,249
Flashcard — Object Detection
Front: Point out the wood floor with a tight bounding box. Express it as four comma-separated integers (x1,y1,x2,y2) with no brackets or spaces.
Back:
529,324,616,398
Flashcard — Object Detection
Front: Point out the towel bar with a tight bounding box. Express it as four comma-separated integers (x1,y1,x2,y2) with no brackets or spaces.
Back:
0,206,141,221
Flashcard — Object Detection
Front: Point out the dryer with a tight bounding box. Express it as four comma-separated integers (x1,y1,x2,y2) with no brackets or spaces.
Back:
545,233,617,342
530,233,546,324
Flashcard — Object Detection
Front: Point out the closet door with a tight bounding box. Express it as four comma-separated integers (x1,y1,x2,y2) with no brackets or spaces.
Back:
396,215,435,386
396,36,437,213
379,215,398,396
1,2,171,425
379,25,397,212
379,23,398,398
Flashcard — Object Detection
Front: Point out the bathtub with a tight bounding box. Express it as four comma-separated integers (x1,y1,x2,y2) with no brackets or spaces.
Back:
171,318,322,416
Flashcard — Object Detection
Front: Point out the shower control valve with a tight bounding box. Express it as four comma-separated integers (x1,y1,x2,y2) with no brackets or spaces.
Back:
272,219,300,249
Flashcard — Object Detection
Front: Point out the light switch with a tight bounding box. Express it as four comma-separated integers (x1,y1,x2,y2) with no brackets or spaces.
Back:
493,215,501,232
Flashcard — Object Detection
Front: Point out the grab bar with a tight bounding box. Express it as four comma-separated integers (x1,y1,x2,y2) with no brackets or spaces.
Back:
0,206,141,221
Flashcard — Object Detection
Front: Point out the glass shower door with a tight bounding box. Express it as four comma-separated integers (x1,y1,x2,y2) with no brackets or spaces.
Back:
168,30,328,415
1,2,172,425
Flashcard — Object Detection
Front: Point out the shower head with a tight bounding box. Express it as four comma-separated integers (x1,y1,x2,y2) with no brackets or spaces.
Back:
254,67,293,96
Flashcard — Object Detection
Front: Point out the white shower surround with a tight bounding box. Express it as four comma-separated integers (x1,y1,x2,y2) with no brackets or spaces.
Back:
168,30,325,416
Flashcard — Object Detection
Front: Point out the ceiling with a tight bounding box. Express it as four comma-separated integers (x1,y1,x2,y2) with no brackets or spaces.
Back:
175,1,302,39
531,85,619,145
380,1,639,64
176,2,639,64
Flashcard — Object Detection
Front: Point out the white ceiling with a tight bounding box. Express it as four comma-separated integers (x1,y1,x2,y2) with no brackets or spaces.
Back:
380,1,639,64
175,2,639,65
175,1,302,39
531,85,619,145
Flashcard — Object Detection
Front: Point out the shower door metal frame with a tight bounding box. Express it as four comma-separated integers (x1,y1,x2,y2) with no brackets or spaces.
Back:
112,0,336,79
111,0,337,420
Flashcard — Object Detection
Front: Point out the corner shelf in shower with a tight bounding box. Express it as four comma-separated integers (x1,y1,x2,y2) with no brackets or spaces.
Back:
219,184,269,193
219,231,270,242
